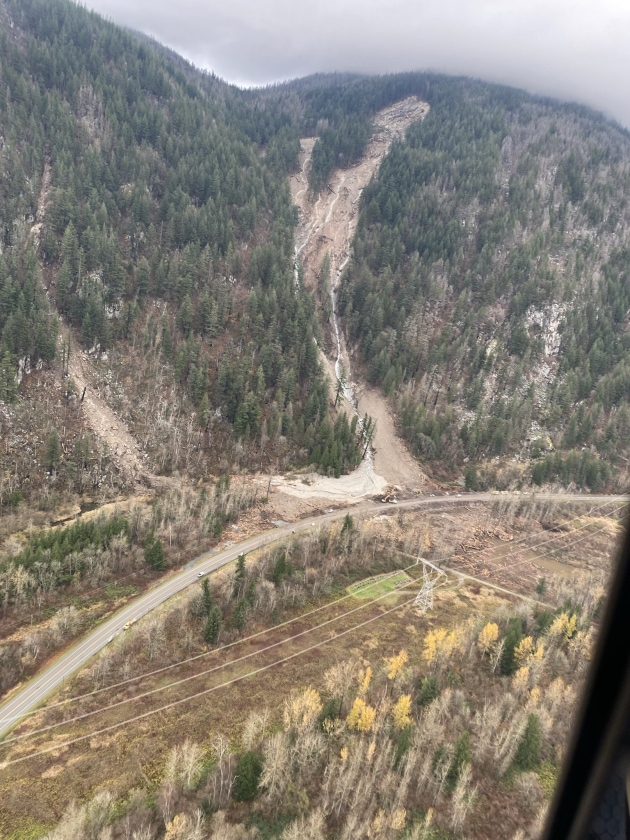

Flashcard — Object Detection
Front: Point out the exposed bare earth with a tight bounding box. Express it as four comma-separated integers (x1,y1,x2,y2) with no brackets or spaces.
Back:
29,161,50,252
289,97,431,497
271,458,386,503
29,100,431,510
291,98,430,292
31,160,156,492
356,383,427,490
64,335,151,487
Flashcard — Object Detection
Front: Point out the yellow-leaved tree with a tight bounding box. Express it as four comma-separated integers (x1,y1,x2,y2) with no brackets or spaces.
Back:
385,650,409,680
512,665,531,695
385,650,409,681
392,694,413,730
549,612,578,641
283,687,323,733
477,622,499,656
391,809,407,832
371,809,406,835
164,812,203,840
346,697,377,732
514,636,534,667
358,665,373,695
423,628,462,669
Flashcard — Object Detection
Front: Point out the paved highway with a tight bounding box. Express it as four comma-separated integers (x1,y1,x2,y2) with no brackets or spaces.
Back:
0,491,624,739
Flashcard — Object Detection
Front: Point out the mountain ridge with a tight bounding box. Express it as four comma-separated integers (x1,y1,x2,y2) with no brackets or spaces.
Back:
1,0,630,514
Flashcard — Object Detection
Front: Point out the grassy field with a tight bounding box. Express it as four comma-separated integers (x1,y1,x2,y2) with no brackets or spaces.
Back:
347,570,412,599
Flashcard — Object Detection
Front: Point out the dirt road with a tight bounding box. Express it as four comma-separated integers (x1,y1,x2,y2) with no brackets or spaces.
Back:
290,97,430,494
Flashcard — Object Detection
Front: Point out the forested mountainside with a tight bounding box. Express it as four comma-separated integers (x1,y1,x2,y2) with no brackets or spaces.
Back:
338,81,630,490
0,0,381,495
0,0,439,501
1,0,630,499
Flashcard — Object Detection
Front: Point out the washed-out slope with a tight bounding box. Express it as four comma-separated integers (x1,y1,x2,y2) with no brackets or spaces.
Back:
290,98,430,494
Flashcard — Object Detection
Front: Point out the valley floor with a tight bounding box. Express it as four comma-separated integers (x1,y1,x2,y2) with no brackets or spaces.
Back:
0,499,622,839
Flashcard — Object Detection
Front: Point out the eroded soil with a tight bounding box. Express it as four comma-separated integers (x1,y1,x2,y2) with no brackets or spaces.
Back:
289,97,431,496
64,335,151,488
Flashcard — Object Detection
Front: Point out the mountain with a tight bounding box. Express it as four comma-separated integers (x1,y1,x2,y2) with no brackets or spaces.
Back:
0,0,370,501
1,0,630,514
0,3,627,838
338,80,630,491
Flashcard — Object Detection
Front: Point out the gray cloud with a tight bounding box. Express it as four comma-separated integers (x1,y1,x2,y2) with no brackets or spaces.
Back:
84,0,630,128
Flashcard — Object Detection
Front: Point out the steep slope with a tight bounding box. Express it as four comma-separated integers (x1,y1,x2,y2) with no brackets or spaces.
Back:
290,97,430,492
3,0,630,504
62,332,151,486
0,0,364,507
339,79,630,491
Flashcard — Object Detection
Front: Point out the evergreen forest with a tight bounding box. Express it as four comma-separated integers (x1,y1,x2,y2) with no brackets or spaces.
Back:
2,0,630,493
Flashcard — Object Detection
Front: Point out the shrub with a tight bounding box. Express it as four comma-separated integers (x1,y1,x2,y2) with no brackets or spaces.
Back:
538,760,559,798
231,598,248,632
319,698,340,730
500,618,523,676
394,725,413,768
8,490,23,507
447,731,471,788
515,714,542,770
535,610,555,634
204,606,222,645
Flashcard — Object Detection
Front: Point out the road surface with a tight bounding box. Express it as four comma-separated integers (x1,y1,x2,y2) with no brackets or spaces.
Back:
0,491,624,738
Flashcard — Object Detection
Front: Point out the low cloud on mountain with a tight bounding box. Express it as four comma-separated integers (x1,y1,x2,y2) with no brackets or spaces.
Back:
86,0,630,128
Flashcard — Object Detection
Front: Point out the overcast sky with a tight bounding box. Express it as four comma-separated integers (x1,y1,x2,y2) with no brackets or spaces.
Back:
83,0,630,129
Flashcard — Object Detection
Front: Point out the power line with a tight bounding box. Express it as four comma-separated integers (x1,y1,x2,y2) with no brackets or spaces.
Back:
4,518,619,760
436,493,626,573
382,500,626,603
492,494,626,555
5,508,617,745
489,519,626,578
1,565,424,745
1,594,420,768
6,494,622,730
2,563,421,723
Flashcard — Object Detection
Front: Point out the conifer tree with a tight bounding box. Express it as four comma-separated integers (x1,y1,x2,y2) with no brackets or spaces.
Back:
515,713,542,770
201,577,212,616
204,605,222,645
233,553,247,599
45,429,61,474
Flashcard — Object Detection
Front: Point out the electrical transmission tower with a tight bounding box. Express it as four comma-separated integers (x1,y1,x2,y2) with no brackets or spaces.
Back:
414,561,435,613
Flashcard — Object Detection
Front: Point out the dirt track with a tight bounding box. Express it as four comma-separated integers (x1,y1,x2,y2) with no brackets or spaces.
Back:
289,97,430,495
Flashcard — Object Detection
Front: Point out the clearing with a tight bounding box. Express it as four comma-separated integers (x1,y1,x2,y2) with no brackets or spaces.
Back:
348,569,412,599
